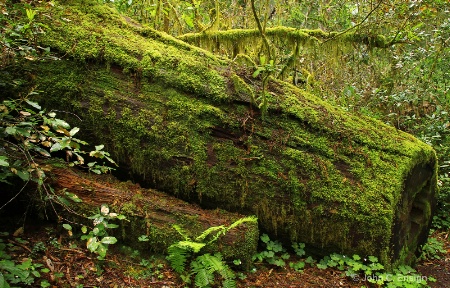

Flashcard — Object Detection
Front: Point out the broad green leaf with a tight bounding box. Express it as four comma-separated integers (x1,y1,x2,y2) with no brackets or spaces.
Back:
62,224,72,231
16,170,30,181
69,127,80,136
33,147,51,157
5,126,16,135
100,237,117,245
56,196,70,206
25,100,41,110
65,192,83,203
86,237,99,251
53,119,70,129
260,55,266,65
0,156,9,167
50,143,61,152
81,226,88,233
252,68,264,78
96,243,107,258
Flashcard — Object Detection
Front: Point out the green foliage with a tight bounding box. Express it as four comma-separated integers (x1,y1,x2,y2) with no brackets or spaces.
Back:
252,234,309,272
64,204,126,260
252,233,290,267
419,236,446,261
0,235,48,287
317,253,434,287
167,215,257,288
0,96,117,214
0,1,53,70
252,56,276,117
1,0,117,217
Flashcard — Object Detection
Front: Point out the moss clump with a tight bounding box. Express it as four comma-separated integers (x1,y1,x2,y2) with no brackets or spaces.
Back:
4,0,437,270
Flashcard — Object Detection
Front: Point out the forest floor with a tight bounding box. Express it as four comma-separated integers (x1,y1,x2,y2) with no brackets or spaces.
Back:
1,221,449,288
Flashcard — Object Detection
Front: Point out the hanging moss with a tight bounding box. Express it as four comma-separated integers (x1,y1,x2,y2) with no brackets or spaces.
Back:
178,26,391,57
2,0,437,270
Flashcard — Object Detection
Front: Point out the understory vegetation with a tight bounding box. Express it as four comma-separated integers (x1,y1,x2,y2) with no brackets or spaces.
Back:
1,0,450,287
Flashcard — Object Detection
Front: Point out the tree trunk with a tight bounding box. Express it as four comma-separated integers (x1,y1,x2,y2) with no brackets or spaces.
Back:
1,0,438,269
47,165,259,267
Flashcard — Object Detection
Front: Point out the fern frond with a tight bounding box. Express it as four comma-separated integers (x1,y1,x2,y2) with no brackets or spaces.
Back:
200,253,225,273
173,224,191,241
177,241,206,253
192,265,214,287
167,245,190,274
227,215,258,231
195,225,226,242
222,279,237,288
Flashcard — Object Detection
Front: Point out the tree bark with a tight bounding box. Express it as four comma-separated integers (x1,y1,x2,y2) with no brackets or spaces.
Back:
47,166,259,267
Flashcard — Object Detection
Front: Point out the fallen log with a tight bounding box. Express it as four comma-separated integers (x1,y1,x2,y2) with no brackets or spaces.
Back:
46,165,259,267
1,0,438,269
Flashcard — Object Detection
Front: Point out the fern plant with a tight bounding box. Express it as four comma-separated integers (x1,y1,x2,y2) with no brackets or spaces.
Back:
167,215,257,288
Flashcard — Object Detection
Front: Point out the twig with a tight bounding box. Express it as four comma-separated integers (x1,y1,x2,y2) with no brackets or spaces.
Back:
0,180,30,210
7,239,32,253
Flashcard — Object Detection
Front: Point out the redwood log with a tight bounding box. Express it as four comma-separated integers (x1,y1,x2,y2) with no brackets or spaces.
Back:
48,166,259,267
1,0,438,269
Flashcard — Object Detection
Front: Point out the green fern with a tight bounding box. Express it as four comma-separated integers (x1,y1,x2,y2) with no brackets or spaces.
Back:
195,225,226,243
191,253,236,288
227,216,258,230
173,224,191,241
167,245,190,274
167,216,256,287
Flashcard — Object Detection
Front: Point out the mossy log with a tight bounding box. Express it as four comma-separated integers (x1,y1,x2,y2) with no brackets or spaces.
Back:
46,165,258,266
1,1,438,269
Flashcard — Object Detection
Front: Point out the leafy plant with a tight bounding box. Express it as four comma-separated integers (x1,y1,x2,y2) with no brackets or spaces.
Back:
317,253,434,287
252,233,290,268
0,97,117,214
419,236,446,261
252,56,277,117
0,234,49,287
64,204,126,260
167,215,257,288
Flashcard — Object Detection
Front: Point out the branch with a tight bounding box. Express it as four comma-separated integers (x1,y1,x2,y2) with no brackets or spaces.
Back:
250,0,272,59
322,0,384,44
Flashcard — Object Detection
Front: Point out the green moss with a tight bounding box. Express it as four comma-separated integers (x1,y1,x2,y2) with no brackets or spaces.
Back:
179,26,391,61
10,0,438,270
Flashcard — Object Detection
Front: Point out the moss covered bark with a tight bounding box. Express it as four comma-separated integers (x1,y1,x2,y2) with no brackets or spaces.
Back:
1,0,438,269
45,164,258,267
